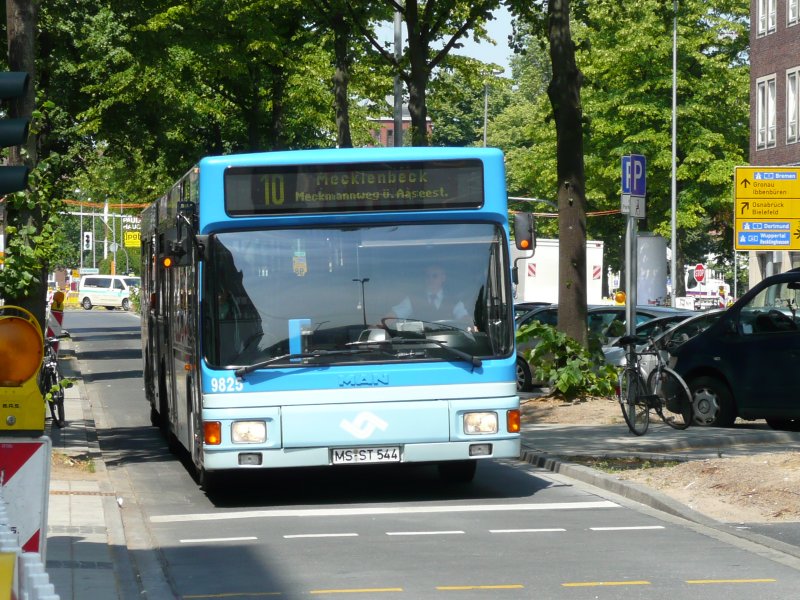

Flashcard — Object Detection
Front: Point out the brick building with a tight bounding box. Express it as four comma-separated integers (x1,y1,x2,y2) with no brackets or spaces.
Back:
368,106,432,147
749,0,800,284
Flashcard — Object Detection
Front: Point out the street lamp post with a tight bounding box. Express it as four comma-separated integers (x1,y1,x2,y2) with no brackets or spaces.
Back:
670,0,678,306
353,278,370,326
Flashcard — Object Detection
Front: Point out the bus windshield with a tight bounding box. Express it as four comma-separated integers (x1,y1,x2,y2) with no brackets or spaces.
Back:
203,223,512,368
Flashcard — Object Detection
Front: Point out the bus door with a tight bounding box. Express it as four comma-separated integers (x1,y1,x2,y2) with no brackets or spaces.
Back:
170,259,198,448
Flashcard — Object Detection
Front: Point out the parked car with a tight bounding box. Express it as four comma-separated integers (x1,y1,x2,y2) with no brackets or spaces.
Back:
515,304,694,391
671,268,800,429
514,302,551,325
602,311,707,368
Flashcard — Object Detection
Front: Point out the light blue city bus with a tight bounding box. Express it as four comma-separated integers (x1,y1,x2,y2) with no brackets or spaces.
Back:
140,147,524,489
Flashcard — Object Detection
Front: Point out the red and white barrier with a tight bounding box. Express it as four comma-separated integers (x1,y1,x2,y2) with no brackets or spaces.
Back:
0,454,58,599
0,438,50,558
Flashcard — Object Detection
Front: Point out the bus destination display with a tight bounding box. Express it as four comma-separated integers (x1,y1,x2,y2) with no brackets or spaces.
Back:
224,160,484,215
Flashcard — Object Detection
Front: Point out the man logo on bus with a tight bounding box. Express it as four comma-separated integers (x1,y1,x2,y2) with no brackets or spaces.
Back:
338,373,389,387
341,412,388,439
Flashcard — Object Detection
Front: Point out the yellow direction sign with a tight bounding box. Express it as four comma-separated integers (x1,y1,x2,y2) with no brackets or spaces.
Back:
734,166,800,250
124,230,141,248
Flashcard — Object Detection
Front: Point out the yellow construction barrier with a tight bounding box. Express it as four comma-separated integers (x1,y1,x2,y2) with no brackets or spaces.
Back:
63,290,80,308
0,552,14,600
0,306,45,434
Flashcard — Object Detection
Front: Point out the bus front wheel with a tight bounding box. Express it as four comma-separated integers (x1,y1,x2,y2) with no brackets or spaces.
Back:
438,460,477,483
196,466,220,492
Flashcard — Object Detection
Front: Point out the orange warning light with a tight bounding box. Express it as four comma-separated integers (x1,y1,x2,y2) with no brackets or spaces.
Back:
0,315,43,385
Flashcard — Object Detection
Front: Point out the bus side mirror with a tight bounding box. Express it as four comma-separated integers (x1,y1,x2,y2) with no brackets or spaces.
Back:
514,213,536,251
512,213,536,285
175,201,206,261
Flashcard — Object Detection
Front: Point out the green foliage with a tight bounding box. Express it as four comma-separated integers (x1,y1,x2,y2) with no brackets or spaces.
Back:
42,377,74,403
429,56,512,147
500,0,749,275
516,320,617,400
565,456,682,473
0,159,65,298
129,287,141,314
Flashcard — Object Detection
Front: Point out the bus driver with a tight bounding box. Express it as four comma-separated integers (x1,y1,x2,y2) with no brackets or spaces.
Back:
386,264,472,326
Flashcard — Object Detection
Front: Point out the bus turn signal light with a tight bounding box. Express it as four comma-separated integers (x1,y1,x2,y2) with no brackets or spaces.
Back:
204,421,222,445
507,409,520,433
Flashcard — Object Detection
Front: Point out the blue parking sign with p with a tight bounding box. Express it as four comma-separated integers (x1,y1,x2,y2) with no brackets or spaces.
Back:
621,154,646,197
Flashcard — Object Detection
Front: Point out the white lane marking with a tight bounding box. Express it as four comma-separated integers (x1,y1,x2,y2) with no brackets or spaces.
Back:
489,528,566,533
179,536,257,544
386,530,464,536
151,500,619,523
283,533,359,539
590,526,665,531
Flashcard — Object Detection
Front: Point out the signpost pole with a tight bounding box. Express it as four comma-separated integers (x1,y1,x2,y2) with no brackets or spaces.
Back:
622,154,646,343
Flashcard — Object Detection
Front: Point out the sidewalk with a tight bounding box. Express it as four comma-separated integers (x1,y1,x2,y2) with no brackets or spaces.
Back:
45,342,123,600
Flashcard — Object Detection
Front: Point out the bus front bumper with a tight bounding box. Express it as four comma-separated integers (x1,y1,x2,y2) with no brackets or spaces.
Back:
202,438,521,471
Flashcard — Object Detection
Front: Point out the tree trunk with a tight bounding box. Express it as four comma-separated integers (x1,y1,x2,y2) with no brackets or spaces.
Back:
5,0,45,328
270,66,287,150
404,0,430,146
405,69,429,146
547,0,587,346
331,11,353,148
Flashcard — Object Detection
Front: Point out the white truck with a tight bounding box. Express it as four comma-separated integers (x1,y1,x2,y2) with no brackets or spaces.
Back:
683,264,731,310
512,238,605,304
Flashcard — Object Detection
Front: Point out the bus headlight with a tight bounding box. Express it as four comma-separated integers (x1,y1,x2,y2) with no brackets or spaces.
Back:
232,421,267,444
463,412,498,435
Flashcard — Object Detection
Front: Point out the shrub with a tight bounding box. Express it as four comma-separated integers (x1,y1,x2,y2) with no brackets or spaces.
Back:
516,320,617,400
129,288,141,313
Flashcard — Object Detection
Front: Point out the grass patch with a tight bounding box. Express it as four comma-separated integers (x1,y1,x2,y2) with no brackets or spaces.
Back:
561,456,681,473
52,451,96,473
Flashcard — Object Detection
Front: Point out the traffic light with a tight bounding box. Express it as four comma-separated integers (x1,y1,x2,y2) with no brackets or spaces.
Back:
83,231,93,250
0,71,30,195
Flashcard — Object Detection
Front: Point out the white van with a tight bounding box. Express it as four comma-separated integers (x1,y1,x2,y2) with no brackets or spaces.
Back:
78,275,134,311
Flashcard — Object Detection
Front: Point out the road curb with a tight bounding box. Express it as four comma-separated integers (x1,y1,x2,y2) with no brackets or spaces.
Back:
521,447,800,562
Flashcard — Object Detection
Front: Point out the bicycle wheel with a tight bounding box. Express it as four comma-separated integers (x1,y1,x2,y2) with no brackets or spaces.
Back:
618,367,649,435
647,367,691,430
45,367,66,428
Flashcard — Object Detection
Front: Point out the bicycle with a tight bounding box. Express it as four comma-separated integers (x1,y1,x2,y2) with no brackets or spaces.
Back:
39,336,67,428
616,334,693,435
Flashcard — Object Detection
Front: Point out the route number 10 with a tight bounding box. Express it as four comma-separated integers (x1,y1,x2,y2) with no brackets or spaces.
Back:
262,174,285,206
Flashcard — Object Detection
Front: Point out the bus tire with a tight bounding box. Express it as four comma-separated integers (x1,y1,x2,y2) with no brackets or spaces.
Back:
158,364,170,437
438,460,477,483
149,404,161,427
197,467,219,492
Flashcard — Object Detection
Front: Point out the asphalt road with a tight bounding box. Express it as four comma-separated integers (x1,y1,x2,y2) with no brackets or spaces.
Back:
64,309,800,599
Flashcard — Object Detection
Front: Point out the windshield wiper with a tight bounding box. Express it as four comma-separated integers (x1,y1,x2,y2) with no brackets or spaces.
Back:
348,338,482,368
235,348,378,378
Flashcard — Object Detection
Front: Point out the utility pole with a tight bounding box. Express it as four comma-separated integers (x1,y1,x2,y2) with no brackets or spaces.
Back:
393,10,403,147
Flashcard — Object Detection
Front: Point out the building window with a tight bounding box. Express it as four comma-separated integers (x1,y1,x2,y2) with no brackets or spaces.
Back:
789,69,800,144
790,0,799,26
757,75,777,150
386,128,394,147
758,0,777,34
